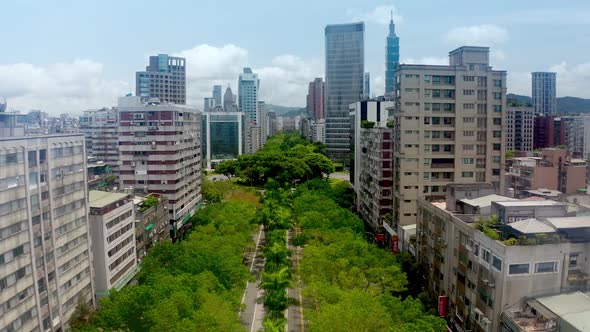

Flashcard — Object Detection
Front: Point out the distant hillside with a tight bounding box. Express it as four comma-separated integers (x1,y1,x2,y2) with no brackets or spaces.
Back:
507,94,590,114
264,104,308,118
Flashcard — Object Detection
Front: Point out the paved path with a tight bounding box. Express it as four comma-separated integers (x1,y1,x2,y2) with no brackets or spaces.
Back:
286,228,306,332
240,225,266,332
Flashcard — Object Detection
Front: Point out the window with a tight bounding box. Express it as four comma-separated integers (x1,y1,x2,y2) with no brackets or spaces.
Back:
424,89,431,97
424,131,430,138
463,117,474,123
424,173,429,179
493,156,501,163
493,143,501,151
463,89,474,96
424,145,430,152
474,243,480,256
569,253,579,268
493,118,502,125
424,117,430,125
509,263,530,275
481,248,491,263
535,261,558,273
492,255,502,271
463,75,475,82
493,131,502,138
424,103,431,111
424,158,430,166
463,144,474,151
463,131,474,137
432,90,441,98
494,105,502,112
493,79,502,87
462,172,473,177
493,169,500,176
494,92,502,100
463,158,474,164
463,103,474,109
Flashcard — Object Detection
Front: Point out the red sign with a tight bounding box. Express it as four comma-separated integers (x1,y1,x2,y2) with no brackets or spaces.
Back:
438,296,448,317
392,235,399,254
376,233,385,242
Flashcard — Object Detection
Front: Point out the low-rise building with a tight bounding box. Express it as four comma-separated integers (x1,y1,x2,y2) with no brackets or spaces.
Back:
88,191,138,298
416,183,590,332
134,193,170,262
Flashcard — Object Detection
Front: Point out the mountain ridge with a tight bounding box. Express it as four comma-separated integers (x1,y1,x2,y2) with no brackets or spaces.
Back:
507,94,590,114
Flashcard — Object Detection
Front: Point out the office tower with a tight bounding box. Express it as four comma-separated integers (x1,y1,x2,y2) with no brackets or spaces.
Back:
532,72,557,116
135,54,186,105
223,86,236,112
385,12,400,95
238,68,260,124
505,106,534,151
79,107,120,176
212,85,222,106
117,96,202,240
307,78,325,120
393,46,507,227
203,97,216,112
203,111,244,169
88,191,137,297
364,72,371,99
0,134,95,331
325,22,365,164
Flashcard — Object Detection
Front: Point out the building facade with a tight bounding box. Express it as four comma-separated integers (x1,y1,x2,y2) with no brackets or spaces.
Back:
416,185,590,332
385,14,400,95
134,193,170,262
532,72,557,117
212,85,222,107
79,108,120,176
238,68,260,124
223,86,236,112
505,107,533,151
325,22,364,165
88,191,137,297
203,111,244,169
533,116,566,150
0,134,95,331
117,96,202,240
307,78,325,121
363,72,371,99
564,115,590,159
393,46,507,227
135,54,186,105
203,97,216,113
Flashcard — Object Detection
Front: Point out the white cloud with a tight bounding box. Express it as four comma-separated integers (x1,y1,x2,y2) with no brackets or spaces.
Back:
444,24,508,45
351,5,403,25
401,56,448,65
0,60,129,115
371,75,384,97
491,50,507,61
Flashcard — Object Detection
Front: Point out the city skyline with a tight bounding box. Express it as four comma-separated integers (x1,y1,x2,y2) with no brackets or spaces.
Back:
1,0,589,114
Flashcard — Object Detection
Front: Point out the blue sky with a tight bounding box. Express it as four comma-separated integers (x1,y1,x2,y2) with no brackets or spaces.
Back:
1,0,589,114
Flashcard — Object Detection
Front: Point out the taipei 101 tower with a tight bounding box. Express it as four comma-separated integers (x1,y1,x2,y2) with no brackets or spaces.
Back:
385,11,400,95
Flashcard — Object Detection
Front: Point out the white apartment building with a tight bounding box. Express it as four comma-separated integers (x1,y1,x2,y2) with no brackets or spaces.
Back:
311,119,326,144
0,134,94,331
79,107,119,176
393,46,507,227
564,115,590,159
117,96,202,240
505,107,534,151
88,191,137,298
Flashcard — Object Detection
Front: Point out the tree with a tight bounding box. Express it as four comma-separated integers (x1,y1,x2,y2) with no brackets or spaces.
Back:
140,195,159,213
69,297,94,329
215,159,238,178
505,150,515,160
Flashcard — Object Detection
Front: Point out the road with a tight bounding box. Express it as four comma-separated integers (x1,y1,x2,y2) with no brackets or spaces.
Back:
240,225,266,332
286,228,306,332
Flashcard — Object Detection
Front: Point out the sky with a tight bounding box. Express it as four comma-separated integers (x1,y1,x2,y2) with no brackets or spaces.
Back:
1,0,589,114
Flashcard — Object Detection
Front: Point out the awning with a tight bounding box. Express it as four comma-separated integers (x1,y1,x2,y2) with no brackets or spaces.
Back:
145,224,154,231
383,221,397,236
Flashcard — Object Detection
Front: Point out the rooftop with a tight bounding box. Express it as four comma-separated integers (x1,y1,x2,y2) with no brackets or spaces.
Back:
494,200,566,207
525,189,562,197
545,216,590,229
460,194,517,208
89,190,129,208
508,218,556,234
536,292,590,331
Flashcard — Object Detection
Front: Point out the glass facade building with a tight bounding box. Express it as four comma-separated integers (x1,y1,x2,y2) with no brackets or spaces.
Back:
238,68,260,124
385,16,400,95
532,72,557,116
325,22,364,165
202,112,244,169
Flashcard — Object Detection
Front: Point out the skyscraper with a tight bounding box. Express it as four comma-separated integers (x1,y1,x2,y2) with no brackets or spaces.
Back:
307,78,325,120
532,72,557,116
238,68,260,124
212,85,222,106
203,97,216,112
385,12,400,95
136,54,186,105
364,72,371,99
325,22,364,164
223,86,236,112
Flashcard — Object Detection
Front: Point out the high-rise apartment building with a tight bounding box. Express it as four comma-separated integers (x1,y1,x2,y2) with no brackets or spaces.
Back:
563,116,590,159
393,46,506,227
203,97,216,112
505,106,534,151
238,68,260,124
79,107,120,175
307,78,325,120
88,191,137,297
364,72,371,99
117,96,202,240
325,22,364,164
136,54,186,105
223,86,236,112
533,116,566,149
0,134,95,331
532,72,557,116
258,101,269,146
212,85,222,107
385,14,400,95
